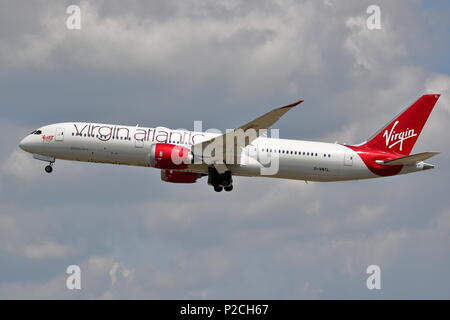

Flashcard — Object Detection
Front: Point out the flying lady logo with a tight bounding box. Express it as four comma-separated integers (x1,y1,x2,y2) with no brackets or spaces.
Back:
383,121,417,151
42,135,54,143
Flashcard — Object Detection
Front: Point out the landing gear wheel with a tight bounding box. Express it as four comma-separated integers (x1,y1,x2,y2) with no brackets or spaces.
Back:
221,171,232,187
222,180,232,188
208,167,233,193
45,165,53,173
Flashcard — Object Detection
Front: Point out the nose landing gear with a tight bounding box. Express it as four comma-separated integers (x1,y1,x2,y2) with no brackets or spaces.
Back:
32,154,55,174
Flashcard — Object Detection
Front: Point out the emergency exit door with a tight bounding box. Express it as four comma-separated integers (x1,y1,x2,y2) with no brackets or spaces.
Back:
344,154,353,166
55,128,64,141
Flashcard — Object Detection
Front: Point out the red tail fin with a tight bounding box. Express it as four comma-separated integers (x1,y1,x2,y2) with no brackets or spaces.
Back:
359,94,440,155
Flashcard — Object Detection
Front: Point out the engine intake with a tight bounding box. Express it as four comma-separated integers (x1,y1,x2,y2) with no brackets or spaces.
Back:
149,143,193,169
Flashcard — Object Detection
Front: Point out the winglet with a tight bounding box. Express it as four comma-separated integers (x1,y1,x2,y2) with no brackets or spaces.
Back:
280,99,304,109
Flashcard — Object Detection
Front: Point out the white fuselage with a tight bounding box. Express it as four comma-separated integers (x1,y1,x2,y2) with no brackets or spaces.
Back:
19,122,422,182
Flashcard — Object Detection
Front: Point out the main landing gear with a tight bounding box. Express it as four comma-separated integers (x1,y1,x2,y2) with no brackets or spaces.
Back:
208,167,234,192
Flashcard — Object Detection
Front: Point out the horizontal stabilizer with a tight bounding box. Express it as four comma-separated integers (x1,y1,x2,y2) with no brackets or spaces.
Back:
379,152,439,166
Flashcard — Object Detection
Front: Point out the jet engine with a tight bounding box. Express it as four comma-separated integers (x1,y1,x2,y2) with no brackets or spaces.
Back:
161,169,201,183
149,143,193,169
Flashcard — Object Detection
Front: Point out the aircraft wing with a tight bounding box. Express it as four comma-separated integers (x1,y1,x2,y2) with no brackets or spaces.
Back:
192,99,303,167
378,152,439,166
234,99,304,132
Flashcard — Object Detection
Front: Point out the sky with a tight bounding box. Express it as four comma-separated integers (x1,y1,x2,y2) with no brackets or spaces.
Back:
0,0,450,299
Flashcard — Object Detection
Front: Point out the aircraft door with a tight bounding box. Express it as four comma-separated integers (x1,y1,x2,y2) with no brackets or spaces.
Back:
344,154,353,166
55,128,64,141
135,139,144,148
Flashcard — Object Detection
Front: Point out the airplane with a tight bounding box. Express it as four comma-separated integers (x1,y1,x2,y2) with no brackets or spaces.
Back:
19,94,440,192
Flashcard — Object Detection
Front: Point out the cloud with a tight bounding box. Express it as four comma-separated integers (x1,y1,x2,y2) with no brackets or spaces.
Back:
1,148,41,180
425,74,450,113
0,0,449,299
0,255,135,299
22,241,71,259
344,15,406,71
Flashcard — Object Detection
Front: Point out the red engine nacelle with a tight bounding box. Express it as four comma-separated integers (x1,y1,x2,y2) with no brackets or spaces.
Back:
161,170,200,184
149,143,193,169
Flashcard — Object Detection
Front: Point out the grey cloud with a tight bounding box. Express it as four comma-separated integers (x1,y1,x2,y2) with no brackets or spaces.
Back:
0,0,449,299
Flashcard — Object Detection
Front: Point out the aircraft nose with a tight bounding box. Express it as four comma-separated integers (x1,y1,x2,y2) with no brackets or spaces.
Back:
19,136,32,152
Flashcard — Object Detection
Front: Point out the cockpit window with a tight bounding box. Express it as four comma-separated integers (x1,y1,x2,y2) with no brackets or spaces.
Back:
31,130,42,135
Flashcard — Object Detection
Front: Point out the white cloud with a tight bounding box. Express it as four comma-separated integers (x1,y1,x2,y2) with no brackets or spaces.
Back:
0,255,136,299
0,0,327,97
108,262,133,285
425,74,450,113
0,0,449,299
22,241,70,259
1,148,41,180
344,15,406,72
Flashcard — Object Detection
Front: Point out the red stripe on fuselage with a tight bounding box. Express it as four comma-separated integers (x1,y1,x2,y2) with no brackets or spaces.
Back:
344,145,403,177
